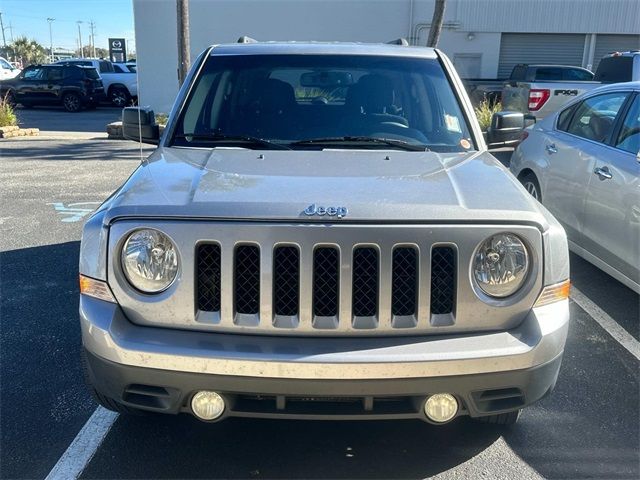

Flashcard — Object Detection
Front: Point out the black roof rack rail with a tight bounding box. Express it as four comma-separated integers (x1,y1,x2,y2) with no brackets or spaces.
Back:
237,36,257,44
387,38,409,46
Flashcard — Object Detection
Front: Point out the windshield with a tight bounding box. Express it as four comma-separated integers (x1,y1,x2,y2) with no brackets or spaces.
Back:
172,54,473,152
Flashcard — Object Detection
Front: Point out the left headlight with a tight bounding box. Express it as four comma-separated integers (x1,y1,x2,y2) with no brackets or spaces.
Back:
473,233,529,298
121,228,179,293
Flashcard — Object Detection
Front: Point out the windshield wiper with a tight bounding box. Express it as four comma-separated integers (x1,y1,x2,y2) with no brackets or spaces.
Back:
290,136,429,151
174,133,291,150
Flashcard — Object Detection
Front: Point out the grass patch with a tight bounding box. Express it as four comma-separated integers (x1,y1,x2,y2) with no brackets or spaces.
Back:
475,99,502,132
155,113,169,126
0,93,18,128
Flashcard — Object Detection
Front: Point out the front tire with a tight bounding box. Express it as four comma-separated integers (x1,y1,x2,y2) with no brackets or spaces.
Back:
109,87,130,107
81,350,145,415
520,173,541,202
62,92,82,112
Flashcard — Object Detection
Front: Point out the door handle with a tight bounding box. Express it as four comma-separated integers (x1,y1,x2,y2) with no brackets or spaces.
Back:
545,144,557,154
593,166,613,180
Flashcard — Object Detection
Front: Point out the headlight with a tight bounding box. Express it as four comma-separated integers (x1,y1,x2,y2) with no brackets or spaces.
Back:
473,233,529,298
121,229,179,293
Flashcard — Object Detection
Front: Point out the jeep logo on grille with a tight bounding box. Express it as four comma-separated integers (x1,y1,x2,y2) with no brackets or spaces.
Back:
303,204,348,218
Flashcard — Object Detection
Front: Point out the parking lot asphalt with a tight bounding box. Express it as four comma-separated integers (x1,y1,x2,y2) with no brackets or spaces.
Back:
1,123,638,479
14,104,122,134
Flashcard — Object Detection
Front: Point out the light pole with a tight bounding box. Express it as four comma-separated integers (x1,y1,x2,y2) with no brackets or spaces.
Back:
0,12,7,48
47,18,55,62
76,20,83,57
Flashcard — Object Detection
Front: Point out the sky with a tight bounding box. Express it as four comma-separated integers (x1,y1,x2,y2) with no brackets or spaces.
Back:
0,0,135,52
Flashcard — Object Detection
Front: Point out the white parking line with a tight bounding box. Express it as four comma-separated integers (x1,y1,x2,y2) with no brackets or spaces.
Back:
45,407,118,480
43,288,638,479
571,286,640,361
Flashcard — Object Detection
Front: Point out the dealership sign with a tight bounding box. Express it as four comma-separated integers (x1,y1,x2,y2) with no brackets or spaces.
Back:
109,38,127,62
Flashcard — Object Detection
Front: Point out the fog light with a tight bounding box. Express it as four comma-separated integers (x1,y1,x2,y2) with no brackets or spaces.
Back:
424,393,458,423
191,391,225,420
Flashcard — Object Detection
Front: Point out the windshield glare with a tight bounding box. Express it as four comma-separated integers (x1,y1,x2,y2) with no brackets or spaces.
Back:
173,54,473,152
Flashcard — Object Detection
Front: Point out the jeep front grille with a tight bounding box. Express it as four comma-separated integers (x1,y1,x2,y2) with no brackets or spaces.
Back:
273,246,300,317
234,245,260,315
430,246,456,315
197,241,458,333
312,247,340,318
391,247,418,317
196,244,221,312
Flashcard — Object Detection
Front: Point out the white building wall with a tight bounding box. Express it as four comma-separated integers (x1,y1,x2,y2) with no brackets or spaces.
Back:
133,0,640,112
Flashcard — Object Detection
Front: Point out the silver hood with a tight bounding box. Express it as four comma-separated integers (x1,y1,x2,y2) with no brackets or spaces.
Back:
103,147,550,229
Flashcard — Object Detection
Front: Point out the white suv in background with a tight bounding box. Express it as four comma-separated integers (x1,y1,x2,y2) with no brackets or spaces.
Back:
56,58,138,107
0,57,20,80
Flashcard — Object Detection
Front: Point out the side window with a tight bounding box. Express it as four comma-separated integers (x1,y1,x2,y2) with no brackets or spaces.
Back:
22,67,44,80
113,64,124,73
99,61,114,73
563,69,594,81
615,95,640,154
557,104,577,132
47,68,64,81
535,67,563,81
566,92,629,143
0,59,12,69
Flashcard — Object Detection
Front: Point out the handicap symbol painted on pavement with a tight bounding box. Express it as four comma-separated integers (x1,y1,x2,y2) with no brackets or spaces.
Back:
48,202,102,223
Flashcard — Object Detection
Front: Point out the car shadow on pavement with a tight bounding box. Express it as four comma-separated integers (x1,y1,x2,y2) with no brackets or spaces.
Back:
82,415,505,479
2,140,154,162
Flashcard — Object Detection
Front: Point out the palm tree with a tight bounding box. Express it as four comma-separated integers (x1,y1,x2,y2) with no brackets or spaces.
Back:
10,37,48,67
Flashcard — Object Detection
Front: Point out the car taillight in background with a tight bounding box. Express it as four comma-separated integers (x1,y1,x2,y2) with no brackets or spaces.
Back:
528,89,550,111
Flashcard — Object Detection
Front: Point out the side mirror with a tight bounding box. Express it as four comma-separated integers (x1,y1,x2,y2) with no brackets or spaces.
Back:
487,111,529,146
122,107,159,144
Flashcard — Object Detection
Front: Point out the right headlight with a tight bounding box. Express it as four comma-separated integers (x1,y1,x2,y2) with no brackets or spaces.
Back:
473,233,529,298
121,228,179,293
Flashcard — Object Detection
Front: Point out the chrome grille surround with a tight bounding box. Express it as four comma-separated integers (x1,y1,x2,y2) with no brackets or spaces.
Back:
108,221,543,337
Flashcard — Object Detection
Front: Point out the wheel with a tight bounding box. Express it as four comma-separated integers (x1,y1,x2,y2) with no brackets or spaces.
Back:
4,90,16,107
520,173,541,202
475,409,521,425
81,350,145,415
62,92,81,112
109,86,130,107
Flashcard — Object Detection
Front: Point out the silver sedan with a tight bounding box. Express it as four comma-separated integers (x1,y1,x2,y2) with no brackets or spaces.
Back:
510,82,640,293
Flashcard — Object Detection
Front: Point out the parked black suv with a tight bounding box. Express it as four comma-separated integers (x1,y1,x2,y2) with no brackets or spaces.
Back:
0,64,105,112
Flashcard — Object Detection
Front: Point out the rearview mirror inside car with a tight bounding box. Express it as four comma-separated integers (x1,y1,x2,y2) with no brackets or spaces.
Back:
122,107,160,144
300,71,354,87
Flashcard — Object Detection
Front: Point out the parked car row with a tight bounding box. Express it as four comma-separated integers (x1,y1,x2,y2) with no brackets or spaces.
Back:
511,81,640,293
0,58,138,112
465,51,640,120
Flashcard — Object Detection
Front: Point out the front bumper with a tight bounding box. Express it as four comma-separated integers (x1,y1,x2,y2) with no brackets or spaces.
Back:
80,296,568,420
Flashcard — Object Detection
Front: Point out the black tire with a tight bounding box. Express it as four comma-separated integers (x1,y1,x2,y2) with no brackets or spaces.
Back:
520,172,541,202
475,409,521,425
81,350,145,415
62,92,82,112
109,86,130,107
4,90,16,107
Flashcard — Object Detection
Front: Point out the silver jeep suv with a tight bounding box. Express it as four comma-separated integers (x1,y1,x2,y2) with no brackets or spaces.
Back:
79,41,570,426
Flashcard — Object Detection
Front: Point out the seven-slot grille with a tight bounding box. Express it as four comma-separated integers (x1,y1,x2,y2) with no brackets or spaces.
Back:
197,243,457,331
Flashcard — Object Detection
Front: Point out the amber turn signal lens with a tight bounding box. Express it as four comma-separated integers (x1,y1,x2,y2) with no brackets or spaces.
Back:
79,274,116,303
534,279,570,307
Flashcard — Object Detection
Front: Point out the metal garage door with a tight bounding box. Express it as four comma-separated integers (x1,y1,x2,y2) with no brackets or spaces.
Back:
592,34,640,71
498,33,586,78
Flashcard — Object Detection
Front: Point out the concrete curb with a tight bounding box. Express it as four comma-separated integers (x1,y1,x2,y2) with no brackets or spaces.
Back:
0,126,40,138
